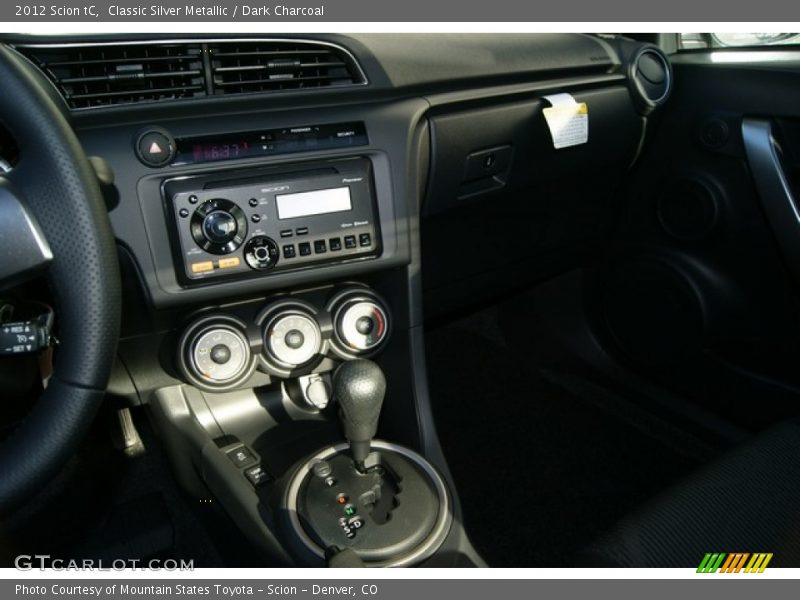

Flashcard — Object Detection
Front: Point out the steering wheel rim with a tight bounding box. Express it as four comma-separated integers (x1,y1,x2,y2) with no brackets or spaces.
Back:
0,45,121,516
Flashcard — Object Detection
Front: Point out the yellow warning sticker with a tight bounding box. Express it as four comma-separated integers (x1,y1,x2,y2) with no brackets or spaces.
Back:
542,93,589,149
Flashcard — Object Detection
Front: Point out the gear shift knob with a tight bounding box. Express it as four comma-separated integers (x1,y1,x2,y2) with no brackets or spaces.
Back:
333,359,386,466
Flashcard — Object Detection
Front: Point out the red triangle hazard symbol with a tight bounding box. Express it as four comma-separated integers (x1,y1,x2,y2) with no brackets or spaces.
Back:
149,141,163,154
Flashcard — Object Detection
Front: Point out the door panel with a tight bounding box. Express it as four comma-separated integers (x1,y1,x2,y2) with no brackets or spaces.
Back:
593,51,800,428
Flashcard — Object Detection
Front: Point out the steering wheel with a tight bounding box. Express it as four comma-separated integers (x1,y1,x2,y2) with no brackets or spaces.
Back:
0,45,121,515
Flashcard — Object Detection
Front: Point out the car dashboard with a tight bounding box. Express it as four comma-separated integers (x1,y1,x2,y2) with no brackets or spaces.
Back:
0,32,672,567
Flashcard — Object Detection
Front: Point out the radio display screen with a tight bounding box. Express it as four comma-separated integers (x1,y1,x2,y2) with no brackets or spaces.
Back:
275,187,353,220
173,122,368,165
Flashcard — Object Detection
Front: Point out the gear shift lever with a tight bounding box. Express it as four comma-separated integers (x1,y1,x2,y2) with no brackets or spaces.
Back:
333,359,386,469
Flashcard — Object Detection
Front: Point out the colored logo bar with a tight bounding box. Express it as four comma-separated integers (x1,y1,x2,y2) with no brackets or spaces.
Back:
697,553,773,573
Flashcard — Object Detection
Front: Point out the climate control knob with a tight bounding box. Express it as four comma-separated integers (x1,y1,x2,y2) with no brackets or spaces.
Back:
264,311,322,369
332,295,389,356
178,318,254,390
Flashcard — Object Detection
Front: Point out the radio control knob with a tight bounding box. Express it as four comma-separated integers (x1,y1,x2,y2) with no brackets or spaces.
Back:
244,236,280,271
190,198,247,255
202,210,238,245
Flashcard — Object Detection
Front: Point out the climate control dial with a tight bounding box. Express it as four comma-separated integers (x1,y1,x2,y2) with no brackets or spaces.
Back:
264,311,322,369
178,316,254,390
328,289,390,358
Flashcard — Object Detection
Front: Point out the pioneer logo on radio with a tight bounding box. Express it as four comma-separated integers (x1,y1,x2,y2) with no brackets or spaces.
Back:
261,186,291,193
342,178,363,183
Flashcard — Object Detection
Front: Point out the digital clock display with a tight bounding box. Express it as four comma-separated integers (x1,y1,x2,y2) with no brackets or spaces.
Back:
191,141,252,162
173,122,368,166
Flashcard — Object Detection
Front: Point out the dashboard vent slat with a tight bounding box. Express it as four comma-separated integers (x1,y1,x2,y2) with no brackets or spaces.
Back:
18,43,207,109
208,41,365,96
15,39,367,110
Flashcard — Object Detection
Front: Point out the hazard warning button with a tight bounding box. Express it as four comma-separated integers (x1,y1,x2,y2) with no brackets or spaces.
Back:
135,128,175,167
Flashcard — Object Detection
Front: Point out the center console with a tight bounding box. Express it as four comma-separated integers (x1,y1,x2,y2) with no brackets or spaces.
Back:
101,99,482,567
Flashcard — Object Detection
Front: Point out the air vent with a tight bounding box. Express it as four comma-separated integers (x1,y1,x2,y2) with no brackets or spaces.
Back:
629,47,672,114
18,43,206,109
208,40,365,96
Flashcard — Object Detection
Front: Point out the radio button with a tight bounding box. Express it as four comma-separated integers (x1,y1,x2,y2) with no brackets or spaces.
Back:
251,214,261,224
359,233,372,247
280,229,293,238
299,242,312,257
218,257,241,269
248,198,259,207
296,227,309,236
179,208,189,218
191,261,214,274
189,195,199,205
329,238,342,251
344,235,357,249
283,244,296,259
314,240,327,254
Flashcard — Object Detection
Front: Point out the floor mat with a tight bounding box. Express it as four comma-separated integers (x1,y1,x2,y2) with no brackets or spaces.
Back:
425,305,715,567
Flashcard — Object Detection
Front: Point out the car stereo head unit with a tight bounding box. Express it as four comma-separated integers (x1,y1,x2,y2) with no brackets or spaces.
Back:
164,157,380,285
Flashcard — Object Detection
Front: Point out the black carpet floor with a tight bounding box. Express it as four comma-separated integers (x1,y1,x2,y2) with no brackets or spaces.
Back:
425,304,715,567
0,406,259,567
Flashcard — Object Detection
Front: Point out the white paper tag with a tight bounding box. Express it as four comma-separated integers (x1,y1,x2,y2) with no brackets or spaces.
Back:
542,93,589,149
